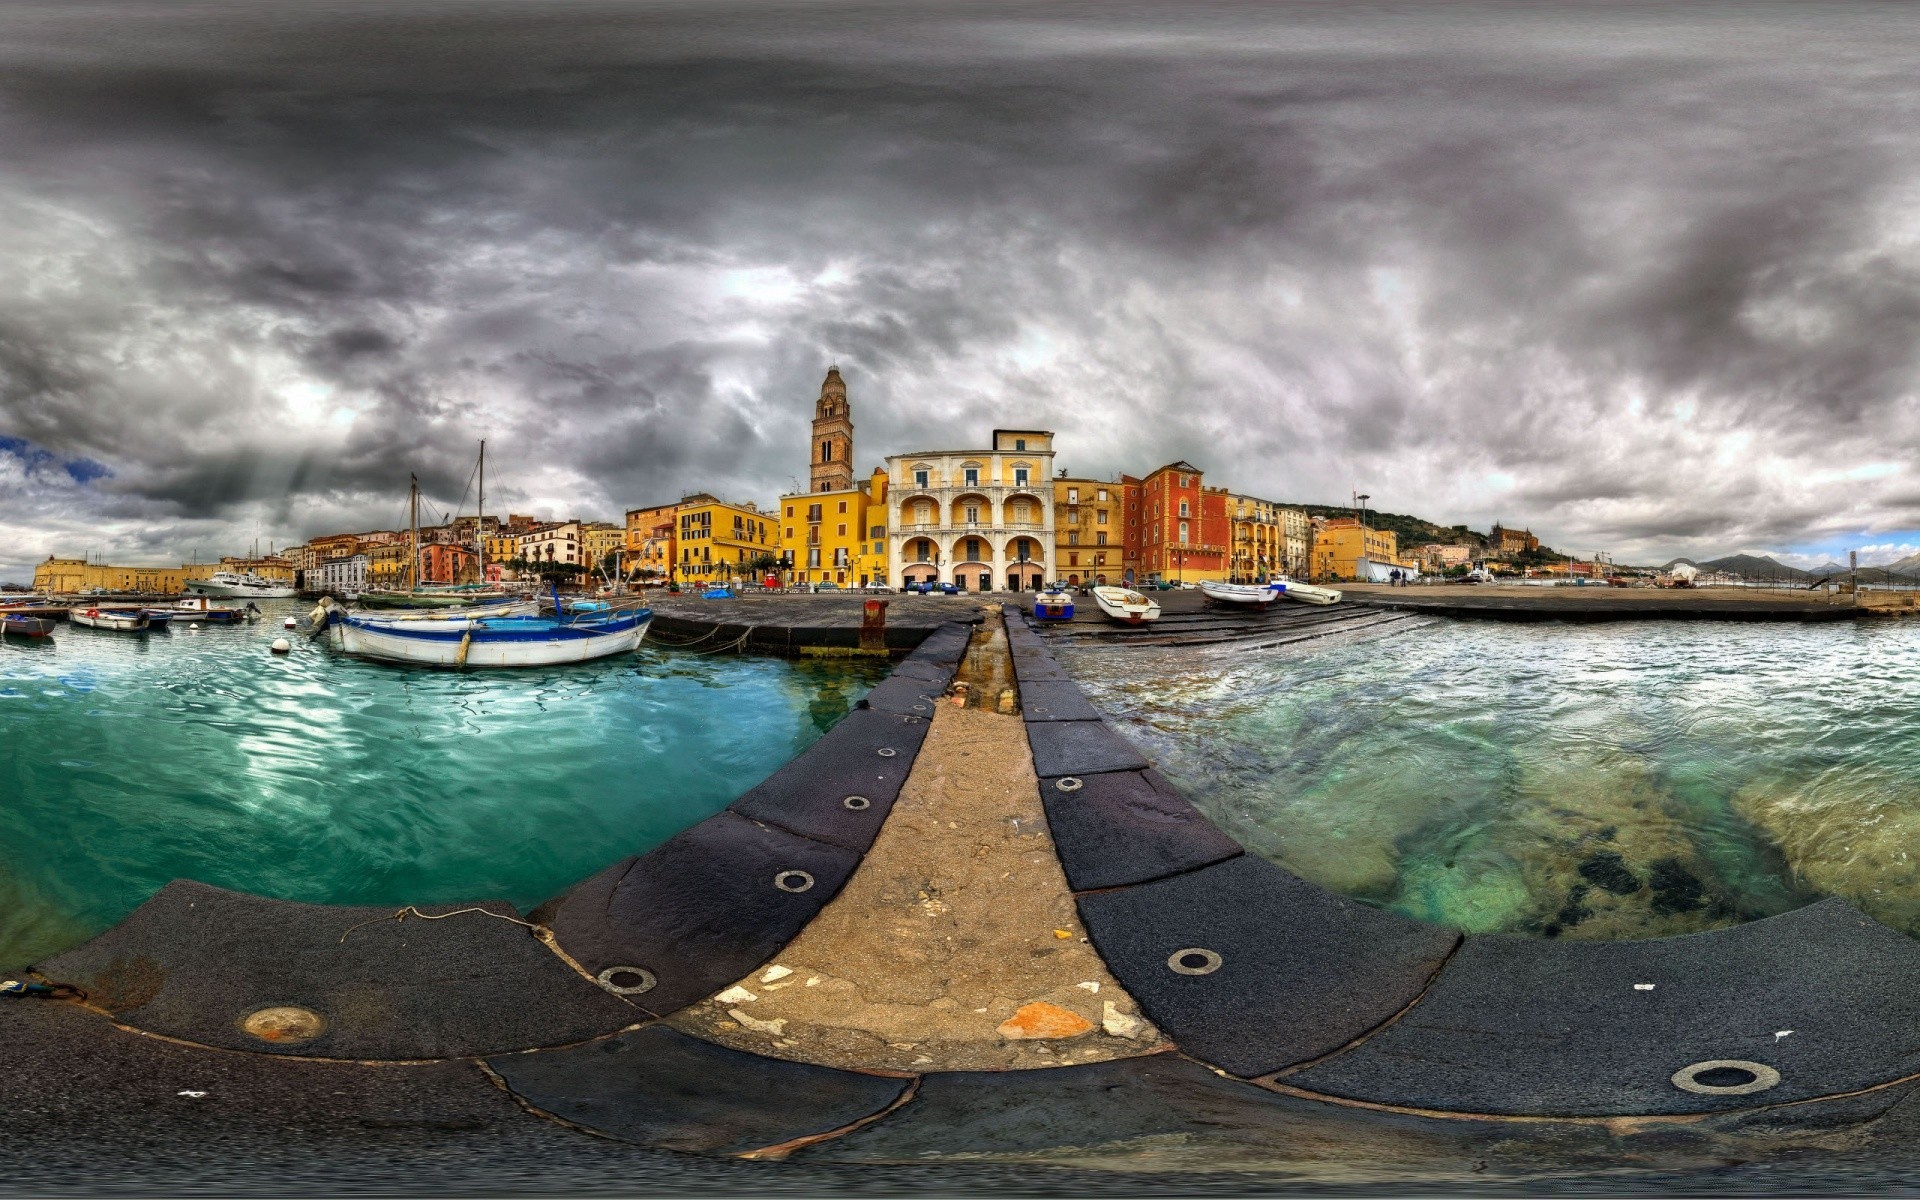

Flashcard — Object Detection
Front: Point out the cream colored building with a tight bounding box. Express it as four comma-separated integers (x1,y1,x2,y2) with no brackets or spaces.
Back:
886,429,1055,592
1281,506,1310,578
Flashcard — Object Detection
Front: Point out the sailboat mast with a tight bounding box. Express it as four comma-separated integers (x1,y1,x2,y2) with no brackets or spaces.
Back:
476,440,486,584
409,474,419,592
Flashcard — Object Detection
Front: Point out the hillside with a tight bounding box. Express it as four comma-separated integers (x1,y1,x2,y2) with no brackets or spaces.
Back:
1286,504,1492,552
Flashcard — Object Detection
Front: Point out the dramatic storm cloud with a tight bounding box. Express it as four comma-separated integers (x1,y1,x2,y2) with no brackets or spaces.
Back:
3,0,1920,576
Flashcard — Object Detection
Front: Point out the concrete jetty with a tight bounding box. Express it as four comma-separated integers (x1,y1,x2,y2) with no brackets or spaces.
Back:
11,608,1920,1191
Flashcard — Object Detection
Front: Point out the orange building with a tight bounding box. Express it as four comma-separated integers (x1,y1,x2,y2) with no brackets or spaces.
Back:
418,543,478,585
1130,461,1230,583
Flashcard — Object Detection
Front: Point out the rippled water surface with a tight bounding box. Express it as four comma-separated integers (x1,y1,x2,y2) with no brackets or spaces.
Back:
1063,618,1920,940
0,601,885,966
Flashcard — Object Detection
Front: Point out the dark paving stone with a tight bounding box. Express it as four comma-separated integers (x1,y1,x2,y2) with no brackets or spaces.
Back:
1025,718,1151,777
1017,679,1102,722
538,812,861,1018
889,658,956,684
1010,650,1072,682
904,622,974,665
1040,769,1244,891
860,674,944,718
1289,898,1920,1116
800,1052,1486,1165
34,880,636,1060
729,708,929,851
1077,855,1460,1077
489,1025,908,1155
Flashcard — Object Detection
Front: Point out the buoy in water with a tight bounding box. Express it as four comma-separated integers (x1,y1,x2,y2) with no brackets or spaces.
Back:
283,617,297,629
270,638,291,654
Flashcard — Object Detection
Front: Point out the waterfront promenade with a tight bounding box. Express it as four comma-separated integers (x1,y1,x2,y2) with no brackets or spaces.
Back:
12,606,1920,1191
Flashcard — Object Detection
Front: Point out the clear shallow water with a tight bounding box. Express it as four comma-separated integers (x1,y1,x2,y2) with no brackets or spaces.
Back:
1063,619,1920,940
0,600,885,967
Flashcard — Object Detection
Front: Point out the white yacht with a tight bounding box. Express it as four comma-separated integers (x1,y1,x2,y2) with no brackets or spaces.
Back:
184,571,296,599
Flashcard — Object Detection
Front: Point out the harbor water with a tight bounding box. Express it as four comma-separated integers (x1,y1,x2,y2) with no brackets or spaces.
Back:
1064,618,1920,941
0,601,887,968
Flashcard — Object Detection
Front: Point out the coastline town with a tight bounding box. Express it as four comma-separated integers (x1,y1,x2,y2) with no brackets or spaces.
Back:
24,368,1610,601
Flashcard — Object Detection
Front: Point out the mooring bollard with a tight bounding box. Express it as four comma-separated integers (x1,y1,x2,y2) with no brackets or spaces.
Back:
861,598,888,652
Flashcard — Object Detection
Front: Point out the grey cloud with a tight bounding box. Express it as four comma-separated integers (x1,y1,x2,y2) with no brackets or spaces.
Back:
4,1,1920,577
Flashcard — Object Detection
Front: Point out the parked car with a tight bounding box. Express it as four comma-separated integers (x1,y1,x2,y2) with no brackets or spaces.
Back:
813,582,841,593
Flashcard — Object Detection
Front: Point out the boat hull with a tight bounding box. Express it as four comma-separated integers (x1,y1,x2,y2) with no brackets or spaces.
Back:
354,590,511,609
2,616,55,637
185,581,296,599
336,611,651,668
1198,581,1279,607
70,609,149,631
1090,587,1162,624
1274,581,1342,606
1031,591,1075,621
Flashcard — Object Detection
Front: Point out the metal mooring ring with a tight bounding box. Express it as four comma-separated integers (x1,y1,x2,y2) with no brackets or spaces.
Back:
842,795,872,811
1167,947,1224,976
877,748,897,758
1055,777,1084,792
1671,1060,1780,1096
597,965,658,996
774,869,816,893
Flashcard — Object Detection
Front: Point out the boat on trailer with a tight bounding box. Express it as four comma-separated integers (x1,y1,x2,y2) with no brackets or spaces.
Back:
1091,586,1162,625
328,604,653,668
1270,577,1343,606
1198,580,1280,609
1032,586,1075,621
69,607,149,632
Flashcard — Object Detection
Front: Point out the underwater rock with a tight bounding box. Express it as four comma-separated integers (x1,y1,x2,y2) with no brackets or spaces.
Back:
1577,851,1642,896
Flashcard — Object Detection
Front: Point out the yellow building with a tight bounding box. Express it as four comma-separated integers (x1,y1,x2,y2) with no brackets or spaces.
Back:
1053,476,1122,585
32,557,188,595
781,467,889,588
1229,494,1285,583
366,542,411,591
484,533,518,566
581,522,625,576
1309,519,1415,582
675,494,780,583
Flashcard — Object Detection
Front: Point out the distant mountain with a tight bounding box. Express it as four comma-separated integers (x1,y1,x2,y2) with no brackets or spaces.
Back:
1810,561,1847,577
1660,554,1810,580
1284,504,1493,551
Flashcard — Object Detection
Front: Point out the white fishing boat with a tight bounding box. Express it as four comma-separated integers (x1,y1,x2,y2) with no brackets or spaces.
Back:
1270,577,1343,606
185,571,295,599
69,607,150,632
172,595,254,623
1091,586,1161,625
330,605,652,668
1198,580,1279,609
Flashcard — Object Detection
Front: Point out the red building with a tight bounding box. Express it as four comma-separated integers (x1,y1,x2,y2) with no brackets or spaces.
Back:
1128,461,1229,583
418,543,478,585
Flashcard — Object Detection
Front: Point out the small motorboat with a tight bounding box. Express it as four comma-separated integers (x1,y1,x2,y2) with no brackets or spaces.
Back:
1198,580,1279,609
1032,586,1075,621
1091,586,1161,625
2,614,56,638
172,596,248,623
1270,577,1342,606
69,607,150,632
140,609,176,629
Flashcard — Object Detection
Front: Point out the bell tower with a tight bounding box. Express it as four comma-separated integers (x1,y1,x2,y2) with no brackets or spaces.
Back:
809,365,854,493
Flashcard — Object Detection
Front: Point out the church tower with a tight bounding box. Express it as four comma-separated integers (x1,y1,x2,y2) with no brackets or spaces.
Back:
809,365,854,493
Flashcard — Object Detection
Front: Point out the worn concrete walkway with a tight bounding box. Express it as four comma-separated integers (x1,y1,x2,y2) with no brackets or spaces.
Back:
671,614,1160,1072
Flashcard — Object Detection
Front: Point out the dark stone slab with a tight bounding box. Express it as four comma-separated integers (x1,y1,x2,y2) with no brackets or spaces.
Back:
1025,718,1151,777
489,1025,908,1154
729,708,929,851
1010,651,1071,682
1289,898,1920,1116
538,812,861,1018
860,675,944,718
904,622,974,665
34,880,636,1060
889,658,955,684
1040,769,1243,891
1017,679,1102,722
1077,855,1460,1077
800,1052,1473,1163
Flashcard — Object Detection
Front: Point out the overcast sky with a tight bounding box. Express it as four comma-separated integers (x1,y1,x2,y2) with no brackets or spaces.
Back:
3,0,1920,578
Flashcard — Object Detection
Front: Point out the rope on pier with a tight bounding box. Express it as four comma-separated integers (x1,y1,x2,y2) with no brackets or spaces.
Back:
337,905,540,944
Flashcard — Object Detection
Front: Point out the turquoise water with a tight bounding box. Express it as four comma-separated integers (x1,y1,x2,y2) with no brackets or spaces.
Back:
1063,619,1920,940
0,601,886,967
